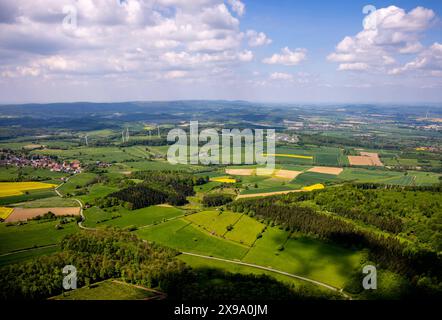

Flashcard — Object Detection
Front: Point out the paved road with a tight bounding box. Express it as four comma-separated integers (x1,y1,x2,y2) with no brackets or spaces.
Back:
181,251,351,299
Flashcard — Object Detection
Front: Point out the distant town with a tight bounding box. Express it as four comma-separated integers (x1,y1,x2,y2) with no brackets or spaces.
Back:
0,151,82,174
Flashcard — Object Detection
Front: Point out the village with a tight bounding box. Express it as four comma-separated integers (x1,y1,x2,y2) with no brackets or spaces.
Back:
0,151,82,174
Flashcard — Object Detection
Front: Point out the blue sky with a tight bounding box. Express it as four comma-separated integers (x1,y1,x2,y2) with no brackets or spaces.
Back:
0,0,441,103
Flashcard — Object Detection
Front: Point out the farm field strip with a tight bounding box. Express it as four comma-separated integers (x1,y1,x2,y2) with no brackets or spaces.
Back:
348,152,384,167
264,153,314,160
0,182,58,198
307,167,343,175
0,207,14,220
236,189,303,199
5,207,81,222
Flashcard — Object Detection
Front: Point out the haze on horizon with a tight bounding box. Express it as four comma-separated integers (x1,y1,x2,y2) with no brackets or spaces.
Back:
1,0,442,104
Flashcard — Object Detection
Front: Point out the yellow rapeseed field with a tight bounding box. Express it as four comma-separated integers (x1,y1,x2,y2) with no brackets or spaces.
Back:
263,153,314,160
0,182,58,198
302,184,325,191
210,177,237,184
0,207,14,220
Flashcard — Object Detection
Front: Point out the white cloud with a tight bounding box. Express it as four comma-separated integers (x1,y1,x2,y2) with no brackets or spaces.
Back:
328,6,436,73
237,50,253,62
227,0,245,17
263,47,307,66
338,63,370,71
0,0,261,82
163,70,188,79
246,30,272,47
389,42,442,75
270,72,293,80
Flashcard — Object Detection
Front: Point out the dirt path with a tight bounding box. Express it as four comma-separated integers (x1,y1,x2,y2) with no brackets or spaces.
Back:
180,251,351,299
0,244,58,257
55,177,93,231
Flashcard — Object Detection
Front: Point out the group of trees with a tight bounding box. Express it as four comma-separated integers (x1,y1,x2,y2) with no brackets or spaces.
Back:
287,183,442,251
202,194,234,207
0,228,184,300
109,171,209,209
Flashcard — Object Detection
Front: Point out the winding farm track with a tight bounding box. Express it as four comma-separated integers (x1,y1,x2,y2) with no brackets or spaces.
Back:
181,251,350,299
53,174,351,299
0,244,58,257
55,176,93,231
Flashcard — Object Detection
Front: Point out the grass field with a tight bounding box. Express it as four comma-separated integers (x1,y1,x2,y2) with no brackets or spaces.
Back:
57,173,97,195
0,182,58,197
224,214,265,246
51,280,157,300
84,205,183,229
136,219,248,259
10,196,78,208
78,184,119,204
0,220,78,254
185,210,243,236
0,245,58,267
240,184,296,195
177,254,332,294
338,168,441,186
291,172,338,187
243,228,363,288
0,189,56,206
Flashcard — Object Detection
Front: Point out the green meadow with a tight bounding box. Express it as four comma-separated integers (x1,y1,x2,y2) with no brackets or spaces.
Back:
83,205,183,229
136,219,249,260
0,221,79,255
243,228,364,288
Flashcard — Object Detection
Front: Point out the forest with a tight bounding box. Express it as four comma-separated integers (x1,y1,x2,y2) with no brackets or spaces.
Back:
285,183,442,251
202,194,234,207
109,171,209,208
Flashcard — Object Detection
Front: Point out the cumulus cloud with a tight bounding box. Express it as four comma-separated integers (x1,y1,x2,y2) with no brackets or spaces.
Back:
389,42,442,75
237,50,253,62
328,6,436,73
0,0,258,82
246,30,272,47
263,47,307,66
